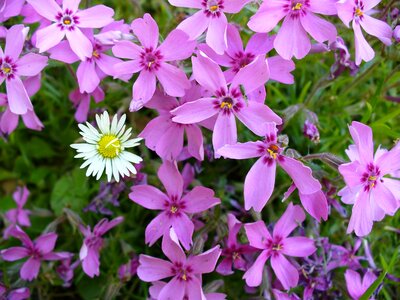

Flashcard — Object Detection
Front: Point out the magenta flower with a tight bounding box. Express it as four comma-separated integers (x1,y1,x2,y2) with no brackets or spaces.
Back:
336,0,393,65
0,0,24,22
248,0,337,59
218,122,323,215
338,122,400,236
0,286,30,300
1,226,70,281
303,119,320,143
56,258,80,287
140,85,208,161
79,216,123,278
169,0,251,54
129,160,220,250
112,14,196,110
137,228,221,300
27,0,114,60
4,186,31,238
68,87,104,122
172,55,282,155
243,203,316,289
0,25,48,115
345,269,377,300
216,213,255,275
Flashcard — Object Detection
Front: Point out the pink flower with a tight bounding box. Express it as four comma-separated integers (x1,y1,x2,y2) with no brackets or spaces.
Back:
68,87,104,122
137,228,221,300
139,85,209,161
172,55,282,156
0,286,30,300
248,0,337,59
0,0,24,22
169,0,251,54
218,122,324,215
1,226,70,281
27,0,114,60
216,213,256,275
79,216,124,278
0,25,48,115
336,0,393,65
129,160,220,250
112,14,196,110
345,269,377,300
4,186,31,238
338,121,400,236
243,203,316,289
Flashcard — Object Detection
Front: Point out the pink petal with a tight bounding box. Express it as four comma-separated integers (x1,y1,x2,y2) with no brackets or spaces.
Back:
352,21,374,65
347,189,373,236
140,115,172,150
244,157,276,211
63,0,80,12
223,0,251,13
144,89,178,111
186,125,204,161
177,10,209,40
243,251,269,287
168,0,202,8
13,186,30,207
231,56,269,94
161,228,186,264
96,54,124,77
349,121,374,164
171,97,217,124
227,213,242,247
158,277,185,300
273,203,305,238
145,212,172,246
282,237,316,257
371,183,397,215
345,269,364,299
66,27,93,60
137,254,174,281
182,186,220,213
129,185,168,210
247,1,286,33
81,248,100,277
336,0,355,27
376,147,400,175
6,77,33,115
363,0,381,11
270,253,299,290
112,40,142,59
49,40,79,64
131,70,156,107
113,60,142,78
36,23,65,53
158,160,184,198
26,0,61,21
212,112,237,155
158,29,196,61
156,63,190,97
75,5,114,28
192,55,226,93
171,213,194,250
5,25,27,60
217,141,263,159
299,190,329,222
1,247,29,261
77,60,100,93
189,246,221,274
300,12,337,43
20,257,41,281
278,156,321,195
244,220,272,249
131,13,159,49
309,0,338,15
155,123,184,161
338,161,364,188
267,56,295,84
274,16,311,60
246,33,275,56
362,269,377,290
225,24,243,57
216,257,234,275
34,233,57,254
0,108,19,134
206,13,227,54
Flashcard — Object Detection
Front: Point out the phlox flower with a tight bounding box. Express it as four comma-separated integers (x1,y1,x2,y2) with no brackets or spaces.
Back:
345,269,377,300
218,122,325,217
248,0,337,60
243,203,316,290
272,289,301,300
0,286,30,300
336,0,393,65
129,160,220,250
0,0,24,22
112,14,196,111
0,25,48,115
216,213,256,275
149,281,226,300
199,24,295,102
68,87,104,123
71,111,143,182
327,239,364,271
27,0,114,60
338,121,400,236
1,226,70,281
137,228,221,300
4,186,31,238
79,216,124,278
172,54,282,156
56,257,80,287
168,0,251,54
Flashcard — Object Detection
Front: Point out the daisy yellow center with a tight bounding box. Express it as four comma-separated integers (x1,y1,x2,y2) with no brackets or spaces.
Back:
97,135,121,158
170,206,178,214
292,3,302,10
355,8,363,17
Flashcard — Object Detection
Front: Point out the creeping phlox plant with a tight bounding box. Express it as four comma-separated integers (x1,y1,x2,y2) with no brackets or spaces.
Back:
0,0,399,299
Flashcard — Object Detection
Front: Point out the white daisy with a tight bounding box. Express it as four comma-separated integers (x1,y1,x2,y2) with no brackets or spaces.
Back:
71,111,143,182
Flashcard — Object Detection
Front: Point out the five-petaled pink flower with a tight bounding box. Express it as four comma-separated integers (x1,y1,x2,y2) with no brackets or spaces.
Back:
218,122,325,218
137,228,221,300
27,0,114,60
4,186,31,238
1,226,70,281
79,216,124,278
345,269,377,300
169,0,251,54
248,0,337,60
112,13,196,111
172,54,282,156
243,203,316,290
129,160,220,250
0,25,48,115
336,0,393,65
338,121,400,236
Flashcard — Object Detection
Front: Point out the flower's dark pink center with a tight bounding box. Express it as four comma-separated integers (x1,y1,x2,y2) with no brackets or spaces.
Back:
29,247,42,259
203,0,224,17
353,1,365,19
0,56,16,79
361,163,381,191
213,88,243,115
85,235,103,249
232,52,255,73
56,9,79,30
140,48,162,71
172,263,193,282
164,195,186,216
88,44,102,62
266,237,283,253
267,144,280,159
285,0,310,18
